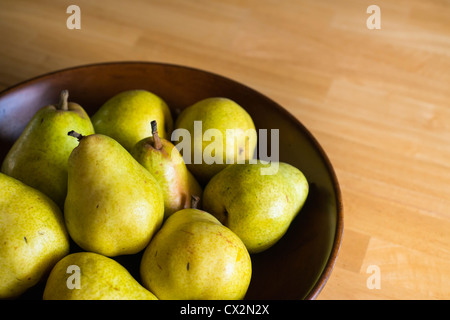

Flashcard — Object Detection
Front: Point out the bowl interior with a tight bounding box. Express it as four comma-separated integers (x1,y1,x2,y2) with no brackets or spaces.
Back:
0,62,343,300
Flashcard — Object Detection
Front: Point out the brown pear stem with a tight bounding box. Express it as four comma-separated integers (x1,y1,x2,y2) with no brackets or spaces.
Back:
58,90,69,111
151,120,162,150
191,195,200,209
67,130,84,141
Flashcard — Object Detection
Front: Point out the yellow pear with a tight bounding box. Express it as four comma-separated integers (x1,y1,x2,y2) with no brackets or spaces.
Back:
140,202,252,300
64,132,164,257
91,89,173,151
0,172,70,299
43,252,158,300
174,97,257,184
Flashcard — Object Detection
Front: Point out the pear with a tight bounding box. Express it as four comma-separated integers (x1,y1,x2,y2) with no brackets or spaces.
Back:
202,161,309,254
1,90,95,208
174,97,257,184
140,200,252,300
64,132,164,257
91,89,173,151
131,120,202,219
0,172,70,299
43,252,158,300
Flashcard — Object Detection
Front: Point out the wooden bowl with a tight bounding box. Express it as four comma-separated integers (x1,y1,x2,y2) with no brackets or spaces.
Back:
0,62,343,300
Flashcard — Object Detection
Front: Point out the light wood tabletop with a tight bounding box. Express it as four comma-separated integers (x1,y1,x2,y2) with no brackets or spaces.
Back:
0,0,449,300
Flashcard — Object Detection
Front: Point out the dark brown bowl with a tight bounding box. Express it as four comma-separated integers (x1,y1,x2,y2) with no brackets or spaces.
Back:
0,61,343,300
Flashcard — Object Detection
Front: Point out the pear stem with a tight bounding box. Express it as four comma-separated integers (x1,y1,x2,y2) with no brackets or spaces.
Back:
58,90,69,111
151,120,162,150
67,130,84,141
191,195,200,209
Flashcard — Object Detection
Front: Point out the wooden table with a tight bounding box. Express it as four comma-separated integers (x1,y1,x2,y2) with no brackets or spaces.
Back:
0,0,449,300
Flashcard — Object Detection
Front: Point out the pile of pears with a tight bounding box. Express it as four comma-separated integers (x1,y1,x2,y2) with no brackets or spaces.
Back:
0,89,309,300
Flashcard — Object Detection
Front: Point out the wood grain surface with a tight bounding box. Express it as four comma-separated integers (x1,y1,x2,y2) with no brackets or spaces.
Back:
0,0,449,299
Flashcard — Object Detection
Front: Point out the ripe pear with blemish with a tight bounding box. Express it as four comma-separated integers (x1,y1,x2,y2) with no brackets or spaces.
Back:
0,172,70,299
140,197,252,300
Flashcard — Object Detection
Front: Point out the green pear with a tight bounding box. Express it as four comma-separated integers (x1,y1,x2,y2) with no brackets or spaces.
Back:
0,172,70,299
174,97,257,184
91,89,173,151
43,252,158,300
1,90,95,208
140,204,252,300
131,120,202,219
202,161,309,254
64,132,164,257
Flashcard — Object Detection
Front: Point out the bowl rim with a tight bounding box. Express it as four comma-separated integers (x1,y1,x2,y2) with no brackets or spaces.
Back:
0,61,343,300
